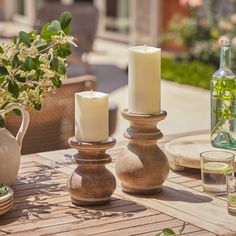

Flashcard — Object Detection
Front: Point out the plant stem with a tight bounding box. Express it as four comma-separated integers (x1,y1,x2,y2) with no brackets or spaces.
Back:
39,43,59,54
211,114,225,136
211,104,234,136
13,64,23,76
2,77,10,88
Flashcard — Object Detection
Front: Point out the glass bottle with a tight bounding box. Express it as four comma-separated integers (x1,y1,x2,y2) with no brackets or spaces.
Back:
211,40,236,149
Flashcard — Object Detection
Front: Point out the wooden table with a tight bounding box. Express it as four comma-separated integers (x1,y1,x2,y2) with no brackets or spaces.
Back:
0,132,236,236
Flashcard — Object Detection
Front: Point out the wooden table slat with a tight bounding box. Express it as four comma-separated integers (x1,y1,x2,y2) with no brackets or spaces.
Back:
54,218,182,236
1,131,234,236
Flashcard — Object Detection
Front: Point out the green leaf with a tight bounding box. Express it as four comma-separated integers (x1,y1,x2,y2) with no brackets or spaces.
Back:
12,53,20,68
19,31,31,47
0,46,3,54
35,40,48,50
13,109,21,116
162,229,176,236
8,80,20,98
36,69,44,77
15,75,26,83
24,57,36,70
28,30,37,41
55,44,71,58
2,59,9,67
47,20,61,32
51,58,66,74
12,36,17,44
0,66,8,75
33,69,44,81
19,84,30,92
0,76,5,84
59,11,72,35
155,228,176,236
34,103,41,111
0,183,8,196
0,115,5,128
51,76,62,88
40,22,57,41
40,22,50,40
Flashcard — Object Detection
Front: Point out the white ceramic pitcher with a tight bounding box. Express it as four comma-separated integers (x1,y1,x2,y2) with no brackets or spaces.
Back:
0,103,29,185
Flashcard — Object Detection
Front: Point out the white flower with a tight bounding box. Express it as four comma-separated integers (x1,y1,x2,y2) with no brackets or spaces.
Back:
51,34,77,47
18,44,38,62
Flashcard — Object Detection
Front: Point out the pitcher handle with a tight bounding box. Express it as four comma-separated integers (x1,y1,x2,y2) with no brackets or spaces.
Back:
3,103,30,150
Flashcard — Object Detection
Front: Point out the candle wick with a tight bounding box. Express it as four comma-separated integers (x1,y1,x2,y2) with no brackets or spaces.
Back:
90,89,94,97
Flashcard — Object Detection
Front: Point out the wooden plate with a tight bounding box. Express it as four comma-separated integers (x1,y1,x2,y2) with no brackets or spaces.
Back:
164,134,236,171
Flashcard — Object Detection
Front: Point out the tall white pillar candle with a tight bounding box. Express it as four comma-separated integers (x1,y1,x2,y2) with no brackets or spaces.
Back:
75,91,109,142
128,45,161,114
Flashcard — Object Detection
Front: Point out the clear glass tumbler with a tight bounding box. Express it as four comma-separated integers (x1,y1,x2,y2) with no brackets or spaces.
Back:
227,175,236,215
200,151,234,194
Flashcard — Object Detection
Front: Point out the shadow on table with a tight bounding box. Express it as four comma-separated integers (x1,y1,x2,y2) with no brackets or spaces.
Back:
171,168,201,179
65,197,146,220
123,186,212,203
155,186,213,203
0,162,146,230
0,164,67,227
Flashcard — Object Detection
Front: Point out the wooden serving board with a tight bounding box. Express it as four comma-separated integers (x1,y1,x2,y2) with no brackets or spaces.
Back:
164,134,236,171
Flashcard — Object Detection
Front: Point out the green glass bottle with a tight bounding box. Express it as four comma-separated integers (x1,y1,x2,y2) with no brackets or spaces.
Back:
211,40,236,149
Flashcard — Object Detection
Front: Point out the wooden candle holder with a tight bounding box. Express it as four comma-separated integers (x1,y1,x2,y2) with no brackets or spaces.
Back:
115,109,169,194
67,137,116,206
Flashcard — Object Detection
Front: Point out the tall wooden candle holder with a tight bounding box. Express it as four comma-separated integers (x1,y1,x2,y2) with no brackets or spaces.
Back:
115,109,169,194
67,137,116,206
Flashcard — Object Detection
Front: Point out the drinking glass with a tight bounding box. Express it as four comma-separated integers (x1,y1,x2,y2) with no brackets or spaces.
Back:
200,151,234,194
227,175,236,215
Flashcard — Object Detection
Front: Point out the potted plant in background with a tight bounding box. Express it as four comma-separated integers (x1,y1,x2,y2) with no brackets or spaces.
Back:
0,11,77,185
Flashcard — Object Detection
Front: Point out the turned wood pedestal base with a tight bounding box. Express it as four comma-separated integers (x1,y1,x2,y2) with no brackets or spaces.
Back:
67,137,116,206
115,109,169,195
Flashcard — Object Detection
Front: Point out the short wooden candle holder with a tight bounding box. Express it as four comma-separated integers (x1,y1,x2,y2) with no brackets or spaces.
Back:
115,109,169,194
67,137,116,206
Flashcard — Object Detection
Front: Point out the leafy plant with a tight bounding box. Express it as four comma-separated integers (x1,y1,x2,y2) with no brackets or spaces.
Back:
0,183,8,196
0,11,77,127
164,0,236,69
156,222,186,236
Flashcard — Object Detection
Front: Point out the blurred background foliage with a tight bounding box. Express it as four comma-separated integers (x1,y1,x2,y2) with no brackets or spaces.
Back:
161,0,236,88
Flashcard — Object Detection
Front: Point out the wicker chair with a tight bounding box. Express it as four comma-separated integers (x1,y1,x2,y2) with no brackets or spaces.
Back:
6,75,96,155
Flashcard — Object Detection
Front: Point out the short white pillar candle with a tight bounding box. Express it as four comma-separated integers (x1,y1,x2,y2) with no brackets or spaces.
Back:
75,91,109,142
128,45,161,114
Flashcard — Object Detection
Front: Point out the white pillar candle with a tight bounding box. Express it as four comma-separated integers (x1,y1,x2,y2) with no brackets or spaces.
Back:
128,45,161,114
75,91,109,142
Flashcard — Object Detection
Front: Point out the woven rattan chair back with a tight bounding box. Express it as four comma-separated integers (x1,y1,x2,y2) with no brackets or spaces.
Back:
6,75,96,155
